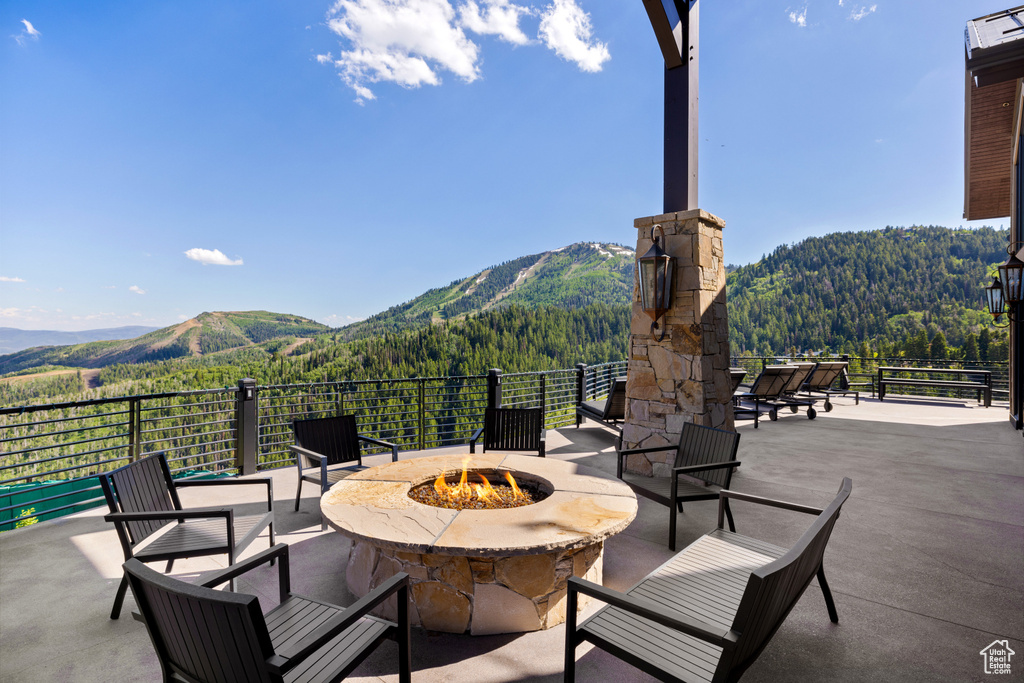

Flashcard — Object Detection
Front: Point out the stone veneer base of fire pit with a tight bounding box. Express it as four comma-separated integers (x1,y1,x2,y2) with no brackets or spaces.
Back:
321,453,638,635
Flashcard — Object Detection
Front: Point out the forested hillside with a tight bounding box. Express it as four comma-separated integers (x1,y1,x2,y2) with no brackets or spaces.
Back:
1,225,1012,406
339,242,633,340
0,311,328,375
726,226,1008,355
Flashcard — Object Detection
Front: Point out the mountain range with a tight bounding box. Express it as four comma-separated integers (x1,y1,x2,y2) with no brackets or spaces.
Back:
0,326,160,355
0,228,1011,385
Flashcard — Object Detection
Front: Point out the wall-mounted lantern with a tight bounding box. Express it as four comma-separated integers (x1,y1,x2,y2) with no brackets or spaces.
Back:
985,242,1023,325
638,224,675,340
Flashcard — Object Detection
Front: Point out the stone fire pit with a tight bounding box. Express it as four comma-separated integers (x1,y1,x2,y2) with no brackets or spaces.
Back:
321,453,637,635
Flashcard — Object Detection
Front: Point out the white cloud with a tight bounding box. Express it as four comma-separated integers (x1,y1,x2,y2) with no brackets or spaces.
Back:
460,0,531,45
321,0,481,103
319,0,606,102
129,285,146,295
849,4,876,21
13,18,40,46
838,0,844,5
538,0,608,73
788,7,807,27
0,276,25,282
184,247,244,266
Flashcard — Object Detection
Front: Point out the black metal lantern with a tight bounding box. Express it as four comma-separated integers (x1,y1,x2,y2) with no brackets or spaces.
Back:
997,244,1024,305
638,224,675,340
986,275,1006,321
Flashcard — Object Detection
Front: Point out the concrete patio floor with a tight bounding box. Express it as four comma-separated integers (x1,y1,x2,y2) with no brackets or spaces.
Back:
1,396,1021,682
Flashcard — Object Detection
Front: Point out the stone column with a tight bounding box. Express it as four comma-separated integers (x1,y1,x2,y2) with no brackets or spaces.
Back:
622,209,733,476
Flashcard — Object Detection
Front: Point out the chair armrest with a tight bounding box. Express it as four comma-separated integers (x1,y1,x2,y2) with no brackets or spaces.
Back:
289,444,325,470
673,461,741,476
176,477,271,488
618,444,676,458
358,435,400,462
267,572,410,675
105,508,232,524
568,577,735,648
719,489,824,514
177,476,274,511
199,543,291,603
469,426,484,453
717,489,823,530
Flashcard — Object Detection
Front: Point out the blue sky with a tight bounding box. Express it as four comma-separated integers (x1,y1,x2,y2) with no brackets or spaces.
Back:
0,0,1006,331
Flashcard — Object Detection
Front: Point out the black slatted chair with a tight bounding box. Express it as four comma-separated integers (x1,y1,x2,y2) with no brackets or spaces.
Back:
575,377,627,438
124,543,412,683
565,479,852,683
469,407,546,457
100,452,275,620
616,422,741,550
291,415,399,524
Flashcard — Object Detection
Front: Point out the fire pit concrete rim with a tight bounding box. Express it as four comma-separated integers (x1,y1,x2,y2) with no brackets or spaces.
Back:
321,453,638,556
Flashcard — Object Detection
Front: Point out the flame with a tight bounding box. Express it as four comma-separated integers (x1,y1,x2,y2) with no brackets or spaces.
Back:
427,459,527,509
504,471,522,497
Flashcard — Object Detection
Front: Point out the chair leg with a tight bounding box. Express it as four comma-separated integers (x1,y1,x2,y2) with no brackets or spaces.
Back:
669,506,677,552
397,584,412,683
817,565,839,623
724,501,736,533
110,574,130,619
294,474,303,512
564,585,579,681
164,559,174,573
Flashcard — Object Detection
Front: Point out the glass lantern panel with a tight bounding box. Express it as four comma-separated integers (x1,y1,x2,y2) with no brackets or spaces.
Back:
1003,262,1023,302
640,259,657,311
657,258,674,311
987,280,1005,316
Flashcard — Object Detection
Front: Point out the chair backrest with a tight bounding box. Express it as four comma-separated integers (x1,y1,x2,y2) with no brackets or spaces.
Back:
99,453,180,548
483,407,543,453
601,378,628,419
672,422,741,488
124,557,275,683
747,365,796,399
293,415,362,466
804,362,848,391
729,368,747,393
724,478,853,680
782,363,817,394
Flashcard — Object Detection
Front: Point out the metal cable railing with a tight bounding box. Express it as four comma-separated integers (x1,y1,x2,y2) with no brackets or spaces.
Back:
0,387,239,531
8,353,1001,532
730,355,1010,402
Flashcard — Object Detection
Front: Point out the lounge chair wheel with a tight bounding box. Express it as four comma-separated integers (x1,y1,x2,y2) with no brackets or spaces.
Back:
825,401,833,412
789,405,798,413
769,409,778,421
808,407,817,419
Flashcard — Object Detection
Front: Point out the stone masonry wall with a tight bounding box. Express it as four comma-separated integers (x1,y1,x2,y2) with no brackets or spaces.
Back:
622,209,733,476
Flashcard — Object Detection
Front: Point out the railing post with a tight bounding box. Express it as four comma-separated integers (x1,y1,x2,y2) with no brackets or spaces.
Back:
539,373,547,419
575,363,587,405
418,378,426,452
128,398,141,461
487,369,503,409
236,378,258,476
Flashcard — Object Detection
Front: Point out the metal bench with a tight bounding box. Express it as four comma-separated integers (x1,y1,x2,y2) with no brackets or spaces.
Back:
564,478,852,683
877,367,992,407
